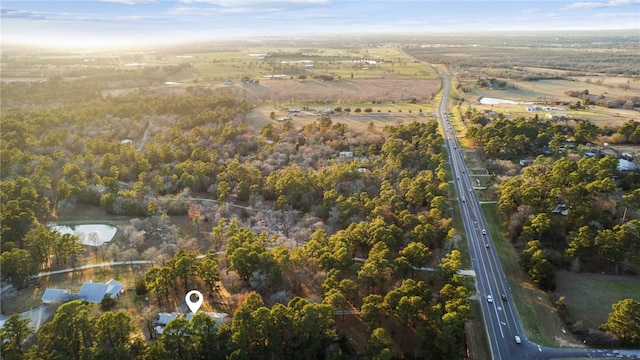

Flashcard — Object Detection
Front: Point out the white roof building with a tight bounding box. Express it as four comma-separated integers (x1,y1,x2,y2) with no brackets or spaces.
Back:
155,312,182,334
186,312,228,327
155,311,229,335
618,159,639,171
41,288,72,304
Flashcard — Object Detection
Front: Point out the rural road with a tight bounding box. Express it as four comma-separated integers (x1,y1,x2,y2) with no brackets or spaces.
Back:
35,259,153,277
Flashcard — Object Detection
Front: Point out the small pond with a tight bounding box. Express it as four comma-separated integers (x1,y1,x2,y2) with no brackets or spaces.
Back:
51,224,117,246
479,97,532,105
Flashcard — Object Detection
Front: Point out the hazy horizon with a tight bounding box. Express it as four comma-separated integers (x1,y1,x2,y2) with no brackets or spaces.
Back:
2,0,639,50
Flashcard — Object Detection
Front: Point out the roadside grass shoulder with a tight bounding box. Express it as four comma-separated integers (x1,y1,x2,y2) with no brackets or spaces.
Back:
450,193,471,270
467,300,491,360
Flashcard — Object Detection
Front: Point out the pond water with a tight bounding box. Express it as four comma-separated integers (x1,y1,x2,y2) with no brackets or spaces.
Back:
51,224,117,246
479,97,531,105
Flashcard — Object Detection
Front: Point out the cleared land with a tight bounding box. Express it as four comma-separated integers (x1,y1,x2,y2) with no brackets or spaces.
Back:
464,78,639,127
554,271,640,330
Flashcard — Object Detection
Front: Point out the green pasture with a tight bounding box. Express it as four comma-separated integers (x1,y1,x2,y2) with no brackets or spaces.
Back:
512,78,638,101
166,47,440,83
464,77,638,127
554,270,640,330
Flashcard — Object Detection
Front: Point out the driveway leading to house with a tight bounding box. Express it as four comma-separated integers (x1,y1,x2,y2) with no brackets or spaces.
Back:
0,303,56,333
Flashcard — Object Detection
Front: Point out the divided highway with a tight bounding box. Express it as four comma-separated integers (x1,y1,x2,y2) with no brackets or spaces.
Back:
435,68,639,360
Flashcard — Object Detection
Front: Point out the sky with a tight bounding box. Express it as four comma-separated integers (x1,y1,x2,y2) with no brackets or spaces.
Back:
1,0,639,49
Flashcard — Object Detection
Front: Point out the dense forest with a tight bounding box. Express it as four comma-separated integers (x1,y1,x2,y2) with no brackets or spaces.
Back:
1,74,474,359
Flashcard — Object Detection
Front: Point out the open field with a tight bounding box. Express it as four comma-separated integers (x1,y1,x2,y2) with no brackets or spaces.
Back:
554,271,640,330
406,33,640,129
461,78,640,127
241,77,440,104
467,78,639,103
246,104,438,133
164,47,440,84
452,85,638,347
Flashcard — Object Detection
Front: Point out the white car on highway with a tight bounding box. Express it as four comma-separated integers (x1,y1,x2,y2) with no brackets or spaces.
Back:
514,335,522,344
487,295,493,303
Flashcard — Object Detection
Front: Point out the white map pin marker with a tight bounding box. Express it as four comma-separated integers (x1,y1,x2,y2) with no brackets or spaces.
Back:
185,290,203,314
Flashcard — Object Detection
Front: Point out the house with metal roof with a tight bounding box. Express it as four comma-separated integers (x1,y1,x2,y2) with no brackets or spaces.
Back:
186,312,228,327
78,279,124,303
154,312,182,334
154,311,229,335
41,288,73,304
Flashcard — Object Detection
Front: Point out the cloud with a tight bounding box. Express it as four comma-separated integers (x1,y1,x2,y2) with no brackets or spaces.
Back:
179,0,330,5
0,8,46,20
1,7,166,24
521,8,541,14
101,0,158,4
170,0,331,17
177,0,330,12
561,0,640,10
